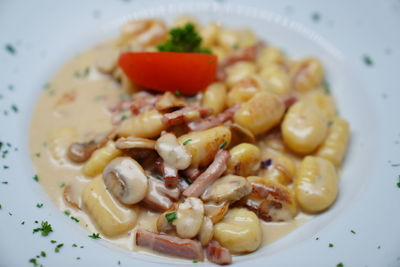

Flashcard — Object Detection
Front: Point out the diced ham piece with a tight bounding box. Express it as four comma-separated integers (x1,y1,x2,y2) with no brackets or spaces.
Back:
182,167,202,181
217,42,265,81
206,241,232,265
188,105,241,131
161,106,213,127
162,163,179,189
183,150,230,197
130,95,160,115
135,229,204,261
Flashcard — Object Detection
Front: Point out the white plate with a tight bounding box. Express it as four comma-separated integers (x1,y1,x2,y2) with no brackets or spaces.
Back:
1,0,400,266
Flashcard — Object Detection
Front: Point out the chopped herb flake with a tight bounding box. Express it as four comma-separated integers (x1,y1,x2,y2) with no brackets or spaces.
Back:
315,237,319,240
11,104,18,113
60,183,66,188
3,165,9,169
33,175,39,182
36,203,44,208
76,257,81,260
175,90,182,96
397,182,400,188
363,55,373,66
5,44,16,55
71,216,80,223
29,258,41,267
328,120,334,127
323,80,331,94
350,230,356,234
33,221,53,236
328,243,334,247
64,210,71,216
55,243,64,253
183,139,192,145
40,251,46,257
219,140,227,149
89,233,101,239
377,245,381,249
337,263,344,267
118,260,121,265
50,240,57,244
21,221,25,225
165,212,177,223
8,212,12,216
192,259,199,263
157,23,211,54
120,114,128,121
391,163,400,167
35,152,41,157
72,244,78,247
311,12,321,22
185,177,193,184
2,181,8,184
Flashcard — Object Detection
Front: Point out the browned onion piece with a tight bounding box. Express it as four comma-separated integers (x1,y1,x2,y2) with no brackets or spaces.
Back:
136,229,204,261
183,150,230,197
206,241,232,265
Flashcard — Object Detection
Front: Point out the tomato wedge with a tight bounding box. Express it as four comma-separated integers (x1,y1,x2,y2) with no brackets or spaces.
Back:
119,52,217,95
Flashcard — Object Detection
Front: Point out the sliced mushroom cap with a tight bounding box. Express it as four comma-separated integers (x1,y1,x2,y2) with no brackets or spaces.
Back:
102,157,148,205
204,201,229,224
198,216,214,246
174,197,204,239
201,175,252,203
67,140,97,163
229,123,255,148
115,137,156,150
155,133,191,170
155,91,187,111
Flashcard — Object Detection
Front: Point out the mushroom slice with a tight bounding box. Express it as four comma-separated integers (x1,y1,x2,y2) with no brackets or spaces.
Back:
63,185,81,210
95,46,120,74
135,229,204,261
102,157,148,205
115,137,156,150
143,177,180,211
245,176,297,222
206,241,232,265
204,201,230,224
202,175,252,204
155,133,191,170
155,91,187,111
174,197,204,239
229,123,255,147
198,216,214,246
67,130,116,163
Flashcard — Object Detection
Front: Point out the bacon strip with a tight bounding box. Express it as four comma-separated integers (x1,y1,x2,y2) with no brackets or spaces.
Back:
188,105,240,131
183,150,230,197
182,167,202,181
130,95,160,115
206,241,232,265
161,106,213,127
217,42,265,81
136,229,204,261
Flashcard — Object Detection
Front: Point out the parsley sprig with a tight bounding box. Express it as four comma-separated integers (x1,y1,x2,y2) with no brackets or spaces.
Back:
157,23,211,54
33,221,53,236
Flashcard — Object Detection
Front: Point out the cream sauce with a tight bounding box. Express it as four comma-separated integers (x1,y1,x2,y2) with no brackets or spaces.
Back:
29,42,312,257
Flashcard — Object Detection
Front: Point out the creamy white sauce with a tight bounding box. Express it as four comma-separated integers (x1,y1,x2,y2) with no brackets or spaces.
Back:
29,42,312,257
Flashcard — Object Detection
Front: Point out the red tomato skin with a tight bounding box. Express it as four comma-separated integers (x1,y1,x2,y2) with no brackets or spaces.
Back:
119,52,217,95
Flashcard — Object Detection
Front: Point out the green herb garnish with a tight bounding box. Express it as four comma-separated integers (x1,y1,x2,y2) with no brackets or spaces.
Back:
35,152,41,158
60,183,66,188
350,230,356,234
219,140,227,149
192,259,199,263
157,23,211,54
11,104,18,113
36,203,44,208
72,244,77,247
64,210,71,216
33,221,53,236
50,240,57,244
5,44,16,55
165,212,177,223
71,216,80,223
33,175,39,182
40,251,46,257
363,55,373,66
89,233,101,239
183,139,192,145
55,243,64,253
337,263,344,267
322,80,331,94
29,258,41,267
175,90,182,96
328,243,334,247
311,12,321,22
